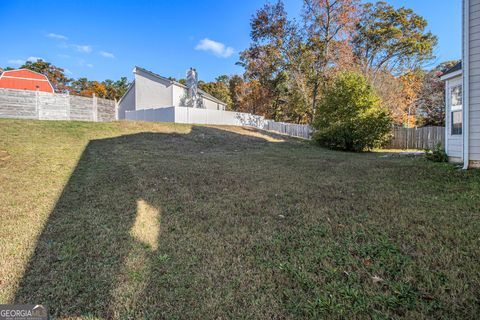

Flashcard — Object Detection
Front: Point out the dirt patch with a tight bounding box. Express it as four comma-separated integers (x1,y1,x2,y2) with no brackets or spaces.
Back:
0,150,10,163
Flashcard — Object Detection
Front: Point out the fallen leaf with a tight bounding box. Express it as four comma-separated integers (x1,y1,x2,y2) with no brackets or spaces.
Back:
363,258,373,267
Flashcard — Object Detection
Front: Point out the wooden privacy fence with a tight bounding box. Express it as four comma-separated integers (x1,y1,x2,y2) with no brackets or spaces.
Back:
385,126,445,150
263,120,313,139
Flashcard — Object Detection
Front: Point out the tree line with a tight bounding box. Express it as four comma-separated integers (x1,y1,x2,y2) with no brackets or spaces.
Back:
232,0,456,128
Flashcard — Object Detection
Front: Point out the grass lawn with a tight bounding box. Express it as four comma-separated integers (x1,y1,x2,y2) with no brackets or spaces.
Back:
0,119,479,319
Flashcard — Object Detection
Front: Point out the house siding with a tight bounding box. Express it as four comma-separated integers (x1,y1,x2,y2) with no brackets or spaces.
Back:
134,70,173,109
118,84,135,120
172,84,186,107
446,76,464,159
469,0,480,163
203,97,220,110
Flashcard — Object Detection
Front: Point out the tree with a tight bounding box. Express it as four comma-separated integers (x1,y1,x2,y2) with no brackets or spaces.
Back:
70,77,129,99
416,60,460,126
353,1,438,77
199,80,233,110
313,72,391,151
235,80,274,116
70,78,105,98
228,75,244,111
103,77,130,100
21,59,71,92
303,0,360,114
399,70,423,127
239,0,361,123
238,1,293,119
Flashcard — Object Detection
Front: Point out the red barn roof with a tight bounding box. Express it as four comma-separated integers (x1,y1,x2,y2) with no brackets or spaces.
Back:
0,69,54,93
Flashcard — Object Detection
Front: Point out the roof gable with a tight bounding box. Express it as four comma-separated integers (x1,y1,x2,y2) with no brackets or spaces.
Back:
133,66,227,106
440,62,462,81
1,69,49,81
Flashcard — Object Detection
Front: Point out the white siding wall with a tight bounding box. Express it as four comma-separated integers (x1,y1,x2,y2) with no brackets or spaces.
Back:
117,84,135,120
446,76,464,159
469,0,480,163
134,70,173,109
203,97,221,110
172,84,187,107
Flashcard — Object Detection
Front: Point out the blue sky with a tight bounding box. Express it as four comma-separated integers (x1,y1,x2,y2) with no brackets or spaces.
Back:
0,0,461,82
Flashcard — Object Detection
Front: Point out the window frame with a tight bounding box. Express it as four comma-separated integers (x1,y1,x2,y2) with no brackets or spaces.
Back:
451,110,463,135
449,84,463,136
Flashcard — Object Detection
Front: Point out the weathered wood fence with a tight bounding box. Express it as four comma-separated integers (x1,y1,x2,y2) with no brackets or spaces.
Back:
263,120,313,139
385,126,445,150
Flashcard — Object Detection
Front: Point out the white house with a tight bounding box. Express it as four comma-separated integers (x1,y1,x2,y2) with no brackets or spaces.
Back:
440,0,480,169
118,66,227,120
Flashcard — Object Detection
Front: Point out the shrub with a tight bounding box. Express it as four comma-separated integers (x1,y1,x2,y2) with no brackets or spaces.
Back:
313,72,392,152
425,143,448,162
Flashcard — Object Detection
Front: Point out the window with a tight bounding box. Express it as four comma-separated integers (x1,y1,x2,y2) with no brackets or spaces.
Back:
450,85,462,135
451,110,462,135
451,85,462,110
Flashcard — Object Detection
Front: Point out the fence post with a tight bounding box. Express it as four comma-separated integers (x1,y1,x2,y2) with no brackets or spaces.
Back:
35,89,40,119
65,92,70,120
92,93,98,122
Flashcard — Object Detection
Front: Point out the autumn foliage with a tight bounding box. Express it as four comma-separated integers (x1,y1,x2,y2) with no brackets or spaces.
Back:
238,0,443,128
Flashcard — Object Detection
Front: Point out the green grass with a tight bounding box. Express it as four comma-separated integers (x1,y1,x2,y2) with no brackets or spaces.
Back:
0,119,479,319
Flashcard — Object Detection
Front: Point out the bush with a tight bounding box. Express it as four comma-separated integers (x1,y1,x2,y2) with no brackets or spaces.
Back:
313,72,392,152
425,143,448,162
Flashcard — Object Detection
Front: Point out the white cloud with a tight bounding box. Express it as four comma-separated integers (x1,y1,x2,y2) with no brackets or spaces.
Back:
78,59,93,68
7,57,43,65
64,68,73,75
99,51,115,58
195,38,234,58
47,33,68,40
7,59,25,65
27,56,44,62
73,44,92,53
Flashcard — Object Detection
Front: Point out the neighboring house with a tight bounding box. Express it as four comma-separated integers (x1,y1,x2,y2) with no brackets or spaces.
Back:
0,69,54,93
440,0,480,168
118,66,227,119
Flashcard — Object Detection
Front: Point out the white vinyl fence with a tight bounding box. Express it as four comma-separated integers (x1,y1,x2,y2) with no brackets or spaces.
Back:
125,106,314,139
263,120,313,139
126,106,265,127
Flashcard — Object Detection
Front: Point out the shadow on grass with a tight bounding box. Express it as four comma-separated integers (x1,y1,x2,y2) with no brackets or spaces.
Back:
14,126,288,318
